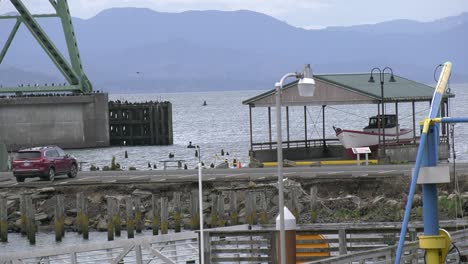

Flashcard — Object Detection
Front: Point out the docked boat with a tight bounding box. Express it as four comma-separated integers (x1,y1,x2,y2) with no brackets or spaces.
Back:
333,114,413,149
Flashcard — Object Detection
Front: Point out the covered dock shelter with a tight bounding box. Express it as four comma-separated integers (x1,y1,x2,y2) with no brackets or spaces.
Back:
242,73,453,163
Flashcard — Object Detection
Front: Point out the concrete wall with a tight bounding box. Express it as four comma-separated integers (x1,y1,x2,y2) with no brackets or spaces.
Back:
251,145,347,162
251,143,450,163
0,94,109,150
385,143,450,162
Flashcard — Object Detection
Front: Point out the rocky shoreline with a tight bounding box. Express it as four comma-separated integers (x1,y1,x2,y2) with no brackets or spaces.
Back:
1,174,467,233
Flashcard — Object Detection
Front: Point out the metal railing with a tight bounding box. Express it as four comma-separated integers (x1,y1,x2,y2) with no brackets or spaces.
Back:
252,138,340,151
0,232,199,264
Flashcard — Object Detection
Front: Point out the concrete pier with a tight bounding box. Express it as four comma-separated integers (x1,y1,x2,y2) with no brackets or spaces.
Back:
0,93,109,150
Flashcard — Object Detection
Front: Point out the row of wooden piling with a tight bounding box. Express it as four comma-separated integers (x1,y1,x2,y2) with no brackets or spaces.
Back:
1,187,318,244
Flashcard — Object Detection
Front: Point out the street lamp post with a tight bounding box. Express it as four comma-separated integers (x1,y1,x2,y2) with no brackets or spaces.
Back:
276,65,316,263
368,67,396,158
196,145,204,264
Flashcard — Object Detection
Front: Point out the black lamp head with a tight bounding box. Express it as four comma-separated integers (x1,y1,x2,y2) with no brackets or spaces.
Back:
389,74,396,82
368,75,375,83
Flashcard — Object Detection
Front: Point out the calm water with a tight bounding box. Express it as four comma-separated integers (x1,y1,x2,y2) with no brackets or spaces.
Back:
66,84,468,170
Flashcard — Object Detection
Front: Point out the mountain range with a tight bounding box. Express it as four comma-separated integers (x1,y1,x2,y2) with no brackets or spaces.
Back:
0,8,467,93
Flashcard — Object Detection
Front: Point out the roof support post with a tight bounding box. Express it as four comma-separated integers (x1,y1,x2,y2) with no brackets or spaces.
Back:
322,105,327,152
268,107,272,150
304,106,308,148
249,105,253,152
286,106,290,148
412,101,416,139
396,101,399,143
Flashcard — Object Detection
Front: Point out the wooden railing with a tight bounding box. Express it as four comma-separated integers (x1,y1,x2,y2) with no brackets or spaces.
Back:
0,232,199,264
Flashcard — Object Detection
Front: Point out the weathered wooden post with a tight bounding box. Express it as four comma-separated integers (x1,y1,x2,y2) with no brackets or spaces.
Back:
259,192,268,225
246,191,256,225
173,192,182,232
26,195,35,245
113,198,121,237
190,190,199,230
229,191,238,225
54,195,65,241
310,186,318,222
210,193,218,228
107,197,114,241
76,193,83,235
0,196,7,242
217,193,225,227
338,229,348,255
79,194,89,240
125,196,134,238
160,197,169,234
20,193,27,235
152,194,159,235
134,196,143,234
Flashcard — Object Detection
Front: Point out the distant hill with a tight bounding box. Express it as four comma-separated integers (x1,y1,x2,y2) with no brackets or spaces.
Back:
0,8,467,93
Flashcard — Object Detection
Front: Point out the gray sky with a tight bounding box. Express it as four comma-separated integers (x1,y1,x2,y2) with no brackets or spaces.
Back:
1,0,468,28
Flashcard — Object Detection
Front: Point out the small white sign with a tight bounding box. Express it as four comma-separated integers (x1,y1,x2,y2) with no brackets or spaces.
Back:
352,147,371,154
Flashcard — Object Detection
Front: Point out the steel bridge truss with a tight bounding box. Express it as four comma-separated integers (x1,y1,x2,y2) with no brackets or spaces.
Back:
0,0,92,94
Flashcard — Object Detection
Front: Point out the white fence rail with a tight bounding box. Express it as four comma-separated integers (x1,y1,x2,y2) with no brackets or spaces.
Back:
0,232,199,264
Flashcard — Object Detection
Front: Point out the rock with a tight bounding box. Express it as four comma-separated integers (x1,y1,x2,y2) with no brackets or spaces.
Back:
386,199,399,207
67,208,78,216
248,158,263,168
96,218,107,231
247,181,257,188
13,219,22,230
448,193,457,200
64,217,74,226
132,189,152,199
35,212,49,221
372,195,386,205
413,194,422,207
37,187,55,194
31,194,49,200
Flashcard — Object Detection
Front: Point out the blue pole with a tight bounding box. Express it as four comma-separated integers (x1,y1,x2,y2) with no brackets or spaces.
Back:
441,117,468,123
422,123,440,237
394,131,427,263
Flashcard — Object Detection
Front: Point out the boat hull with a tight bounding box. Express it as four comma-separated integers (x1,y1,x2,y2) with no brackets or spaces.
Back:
336,128,413,149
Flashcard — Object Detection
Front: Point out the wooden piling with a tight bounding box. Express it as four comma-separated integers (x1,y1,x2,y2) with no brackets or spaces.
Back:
125,196,134,239
25,195,35,245
54,195,65,242
229,191,238,225
107,197,114,241
190,190,199,230
160,197,168,234
217,194,225,227
0,196,7,242
210,194,218,228
134,196,143,234
76,193,83,235
246,191,256,225
173,192,182,232
152,195,160,235
20,193,27,235
113,198,121,237
310,186,318,222
259,192,268,225
79,194,89,240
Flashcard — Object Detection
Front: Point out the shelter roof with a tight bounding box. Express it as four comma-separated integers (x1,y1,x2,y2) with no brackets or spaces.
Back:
242,73,454,107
